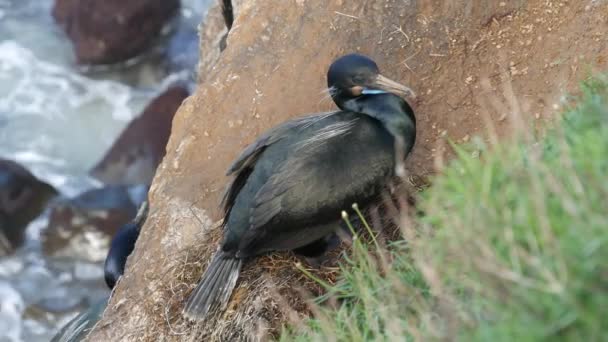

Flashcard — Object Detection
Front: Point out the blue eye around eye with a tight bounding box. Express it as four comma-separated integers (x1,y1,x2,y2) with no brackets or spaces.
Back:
361,88,388,95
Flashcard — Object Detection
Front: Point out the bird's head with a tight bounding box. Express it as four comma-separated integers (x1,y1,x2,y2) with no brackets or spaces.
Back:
327,53,416,110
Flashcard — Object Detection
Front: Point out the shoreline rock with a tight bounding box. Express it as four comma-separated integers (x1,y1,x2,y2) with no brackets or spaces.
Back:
90,86,189,186
53,0,181,65
42,185,142,262
0,159,58,255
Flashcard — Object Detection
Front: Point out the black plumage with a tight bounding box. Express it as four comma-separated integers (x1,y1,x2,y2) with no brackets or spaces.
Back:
104,199,148,288
183,53,416,320
52,200,147,342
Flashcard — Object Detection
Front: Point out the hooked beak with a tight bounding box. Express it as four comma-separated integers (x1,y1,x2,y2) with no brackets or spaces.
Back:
364,74,416,101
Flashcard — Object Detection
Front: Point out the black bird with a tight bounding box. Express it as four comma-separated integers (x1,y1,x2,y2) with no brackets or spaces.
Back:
183,53,416,320
104,199,148,288
51,200,148,342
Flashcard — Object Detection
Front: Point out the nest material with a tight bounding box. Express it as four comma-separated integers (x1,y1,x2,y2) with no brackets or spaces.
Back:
109,220,343,342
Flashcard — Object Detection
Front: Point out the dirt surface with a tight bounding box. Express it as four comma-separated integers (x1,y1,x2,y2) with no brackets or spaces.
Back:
88,1,608,341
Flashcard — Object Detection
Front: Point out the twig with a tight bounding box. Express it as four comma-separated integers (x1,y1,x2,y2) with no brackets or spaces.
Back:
334,11,359,20
390,25,410,42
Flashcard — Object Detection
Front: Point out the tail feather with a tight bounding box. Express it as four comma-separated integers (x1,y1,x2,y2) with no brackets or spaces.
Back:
216,258,241,311
187,254,224,310
183,251,242,320
198,256,231,312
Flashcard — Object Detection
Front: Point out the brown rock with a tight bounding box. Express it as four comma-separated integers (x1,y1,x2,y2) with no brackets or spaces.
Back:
198,0,247,81
0,159,58,255
197,2,230,82
42,186,138,262
87,0,608,340
53,0,180,64
90,86,189,185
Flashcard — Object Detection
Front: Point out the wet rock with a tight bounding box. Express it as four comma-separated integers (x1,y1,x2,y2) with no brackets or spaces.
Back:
90,86,189,186
0,159,58,255
42,185,141,262
52,0,181,64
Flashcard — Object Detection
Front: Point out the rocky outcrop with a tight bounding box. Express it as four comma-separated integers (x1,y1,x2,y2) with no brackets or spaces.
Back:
87,0,608,341
196,0,247,82
42,185,143,262
53,0,180,64
196,3,229,82
0,159,58,255
90,86,189,186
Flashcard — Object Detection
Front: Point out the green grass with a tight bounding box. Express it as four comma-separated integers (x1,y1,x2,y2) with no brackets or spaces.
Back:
281,76,608,342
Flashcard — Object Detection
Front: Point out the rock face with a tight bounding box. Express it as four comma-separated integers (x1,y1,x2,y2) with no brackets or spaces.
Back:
90,86,189,186
42,185,141,262
53,0,180,64
87,0,608,341
0,159,57,255
196,2,230,82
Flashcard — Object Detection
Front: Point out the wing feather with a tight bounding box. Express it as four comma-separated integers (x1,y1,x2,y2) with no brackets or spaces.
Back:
248,118,361,230
225,111,339,175
221,111,340,219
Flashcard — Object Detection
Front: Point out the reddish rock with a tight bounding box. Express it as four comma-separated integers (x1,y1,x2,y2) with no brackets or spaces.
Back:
52,0,181,64
42,186,138,262
0,159,58,255
90,86,189,186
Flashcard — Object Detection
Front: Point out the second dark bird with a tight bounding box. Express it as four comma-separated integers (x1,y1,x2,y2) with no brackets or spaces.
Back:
104,199,148,288
51,200,147,342
183,53,417,320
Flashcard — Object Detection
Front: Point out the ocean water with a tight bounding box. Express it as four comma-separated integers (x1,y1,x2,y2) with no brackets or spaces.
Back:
0,0,211,340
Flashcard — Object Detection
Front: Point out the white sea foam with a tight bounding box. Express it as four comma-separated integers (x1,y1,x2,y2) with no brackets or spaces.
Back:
0,281,25,342
0,41,148,186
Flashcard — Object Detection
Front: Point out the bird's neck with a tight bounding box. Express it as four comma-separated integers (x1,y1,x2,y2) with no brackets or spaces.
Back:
342,94,416,177
343,94,416,143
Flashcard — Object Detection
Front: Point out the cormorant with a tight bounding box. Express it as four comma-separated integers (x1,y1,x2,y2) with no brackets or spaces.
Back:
51,200,148,342
104,199,148,288
183,53,416,320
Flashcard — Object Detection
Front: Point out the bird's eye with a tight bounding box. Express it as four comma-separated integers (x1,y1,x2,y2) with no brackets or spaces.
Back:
352,75,366,84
